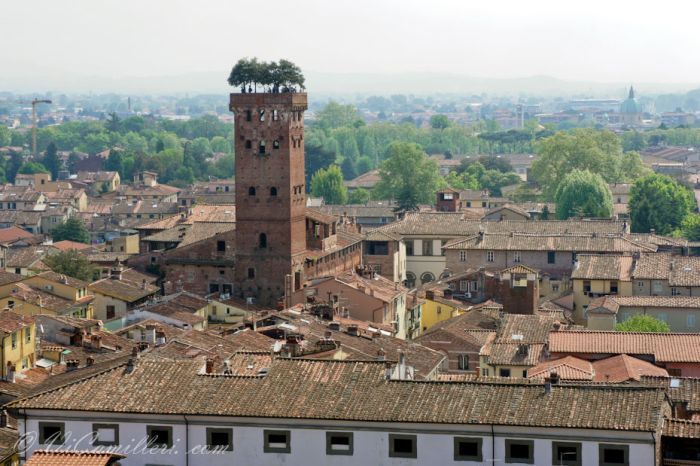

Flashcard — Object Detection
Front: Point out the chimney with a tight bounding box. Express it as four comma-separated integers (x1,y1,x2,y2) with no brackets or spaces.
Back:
205,358,214,374
552,321,561,331
131,346,139,358
65,360,79,371
544,376,552,394
142,279,147,290
346,324,359,337
126,358,135,374
324,330,332,339
377,348,386,361
328,321,341,332
86,357,94,367
517,344,528,356
90,334,102,350
550,371,560,385
223,360,232,375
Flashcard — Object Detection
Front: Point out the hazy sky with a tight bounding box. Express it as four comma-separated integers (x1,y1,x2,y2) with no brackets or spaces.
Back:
3,0,700,92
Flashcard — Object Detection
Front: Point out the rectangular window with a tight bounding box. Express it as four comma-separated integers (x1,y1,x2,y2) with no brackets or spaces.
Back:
487,251,495,262
92,424,119,447
217,240,226,252
39,422,65,445
405,240,414,256
610,281,618,294
513,251,521,263
652,281,662,293
422,240,433,256
459,280,469,291
389,434,416,458
583,281,591,294
599,444,629,466
209,283,220,293
481,368,489,376
367,241,389,255
326,432,353,456
247,268,255,279
25,328,30,343
505,439,534,464
499,368,511,377
454,437,482,462
637,281,644,289
245,110,252,121
272,109,279,121
106,305,115,320
688,314,696,328
146,425,173,449
11,333,16,349
264,430,290,453
671,287,680,296
206,428,233,452
459,251,467,262
552,441,581,466
547,251,556,264
458,354,469,370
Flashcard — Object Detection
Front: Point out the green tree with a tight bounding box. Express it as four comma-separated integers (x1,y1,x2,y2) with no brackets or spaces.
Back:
42,142,61,179
210,136,232,154
615,315,670,333
18,161,49,175
51,217,90,244
629,173,696,234
43,249,96,282
340,156,358,180
374,142,439,211
678,214,700,241
554,170,613,219
0,126,10,146
531,129,623,198
430,114,451,130
310,165,348,204
316,101,359,130
348,187,371,204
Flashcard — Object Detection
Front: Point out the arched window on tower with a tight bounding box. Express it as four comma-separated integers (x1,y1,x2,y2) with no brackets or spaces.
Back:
273,140,280,150
248,187,256,196
259,233,267,249
259,141,266,155
270,187,278,197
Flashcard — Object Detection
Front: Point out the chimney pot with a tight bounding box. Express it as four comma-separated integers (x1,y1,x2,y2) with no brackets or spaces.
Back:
205,358,214,374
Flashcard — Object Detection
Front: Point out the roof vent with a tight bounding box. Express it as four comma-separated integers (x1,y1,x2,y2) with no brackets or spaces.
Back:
256,367,269,378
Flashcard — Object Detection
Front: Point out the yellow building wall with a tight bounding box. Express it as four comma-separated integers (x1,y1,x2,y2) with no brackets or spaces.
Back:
24,276,86,301
573,278,633,318
0,323,36,377
421,299,461,332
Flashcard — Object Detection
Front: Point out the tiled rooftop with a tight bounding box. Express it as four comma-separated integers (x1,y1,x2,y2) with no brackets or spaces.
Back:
572,254,634,280
8,358,668,432
633,253,700,286
25,450,125,466
549,330,700,363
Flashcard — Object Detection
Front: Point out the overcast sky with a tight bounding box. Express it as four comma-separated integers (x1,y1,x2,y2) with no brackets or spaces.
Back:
2,0,700,92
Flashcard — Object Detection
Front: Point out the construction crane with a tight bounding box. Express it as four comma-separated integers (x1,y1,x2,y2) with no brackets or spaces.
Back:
19,99,52,157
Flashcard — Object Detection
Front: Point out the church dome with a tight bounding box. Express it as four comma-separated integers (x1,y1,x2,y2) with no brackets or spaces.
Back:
620,86,641,114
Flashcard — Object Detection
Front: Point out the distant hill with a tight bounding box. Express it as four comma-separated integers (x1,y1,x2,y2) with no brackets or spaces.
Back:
0,66,698,98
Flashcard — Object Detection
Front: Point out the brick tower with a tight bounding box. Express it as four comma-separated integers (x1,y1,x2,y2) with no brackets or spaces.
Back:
229,92,308,306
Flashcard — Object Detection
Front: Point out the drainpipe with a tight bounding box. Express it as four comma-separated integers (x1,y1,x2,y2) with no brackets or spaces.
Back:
651,432,656,466
491,424,495,465
183,415,189,466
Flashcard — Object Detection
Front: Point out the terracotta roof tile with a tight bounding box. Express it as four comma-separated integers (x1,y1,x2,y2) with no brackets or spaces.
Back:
591,354,668,382
663,419,700,439
527,356,594,380
7,358,667,432
549,330,700,363
25,450,125,466
572,254,634,280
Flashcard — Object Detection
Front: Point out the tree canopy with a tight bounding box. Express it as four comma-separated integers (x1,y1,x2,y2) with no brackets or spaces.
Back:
227,58,305,93
374,142,439,211
554,170,613,219
44,249,96,282
51,217,91,244
615,315,671,333
531,129,646,199
310,165,348,205
629,173,696,234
